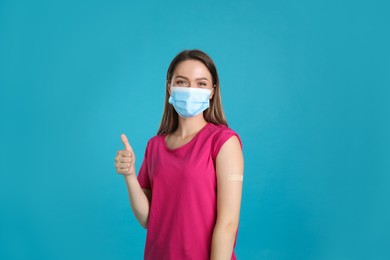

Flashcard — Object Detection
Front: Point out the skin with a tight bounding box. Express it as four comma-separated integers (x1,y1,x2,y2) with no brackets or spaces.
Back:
114,59,244,259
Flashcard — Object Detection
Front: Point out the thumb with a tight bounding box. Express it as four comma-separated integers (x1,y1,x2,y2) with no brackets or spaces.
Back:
120,134,133,152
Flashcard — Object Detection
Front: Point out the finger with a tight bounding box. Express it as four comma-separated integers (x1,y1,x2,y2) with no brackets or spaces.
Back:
121,134,133,152
117,156,132,163
115,164,130,171
116,168,128,174
117,168,132,175
115,162,132,169
118,150,132,157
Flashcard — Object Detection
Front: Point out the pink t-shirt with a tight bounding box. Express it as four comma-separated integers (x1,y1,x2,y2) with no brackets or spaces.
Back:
137,122,242,260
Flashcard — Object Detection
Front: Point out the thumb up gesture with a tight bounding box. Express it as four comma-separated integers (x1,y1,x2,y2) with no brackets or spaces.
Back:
114,134,136,175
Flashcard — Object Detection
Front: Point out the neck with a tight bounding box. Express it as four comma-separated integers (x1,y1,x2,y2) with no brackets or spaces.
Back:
175,114,208,138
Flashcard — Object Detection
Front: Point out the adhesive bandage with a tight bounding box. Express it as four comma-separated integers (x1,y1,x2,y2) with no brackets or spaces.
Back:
227,174,244,182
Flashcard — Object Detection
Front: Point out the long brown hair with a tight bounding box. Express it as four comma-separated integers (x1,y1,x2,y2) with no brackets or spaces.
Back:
157,49,228,135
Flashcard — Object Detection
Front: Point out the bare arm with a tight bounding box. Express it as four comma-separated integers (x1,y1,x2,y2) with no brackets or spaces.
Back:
115,134,151,229
210,136,244,260
123,174,151,229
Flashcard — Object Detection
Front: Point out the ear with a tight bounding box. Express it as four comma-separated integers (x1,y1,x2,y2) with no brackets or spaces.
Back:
209,85,216,99
166,80,171,95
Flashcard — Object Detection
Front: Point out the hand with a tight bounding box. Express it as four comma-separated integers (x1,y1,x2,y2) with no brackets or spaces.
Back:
114,134,136,175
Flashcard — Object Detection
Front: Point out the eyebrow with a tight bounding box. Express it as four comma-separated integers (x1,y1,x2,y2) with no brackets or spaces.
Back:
175,75,209,81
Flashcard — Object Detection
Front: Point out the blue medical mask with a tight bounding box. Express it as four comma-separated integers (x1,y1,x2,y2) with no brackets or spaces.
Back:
168,86,212,118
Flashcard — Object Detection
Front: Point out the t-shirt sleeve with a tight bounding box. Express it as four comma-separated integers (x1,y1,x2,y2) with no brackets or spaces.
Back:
212,127,243,161
137,141,151,189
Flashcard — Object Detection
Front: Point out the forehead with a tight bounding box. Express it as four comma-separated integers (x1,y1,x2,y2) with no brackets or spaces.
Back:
173,60,212,79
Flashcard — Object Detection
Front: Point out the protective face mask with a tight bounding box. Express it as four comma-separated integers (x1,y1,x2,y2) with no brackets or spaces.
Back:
168,86,212,118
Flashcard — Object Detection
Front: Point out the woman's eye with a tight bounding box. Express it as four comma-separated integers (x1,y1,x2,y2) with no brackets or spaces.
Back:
198,82,207,86
176,80,188,85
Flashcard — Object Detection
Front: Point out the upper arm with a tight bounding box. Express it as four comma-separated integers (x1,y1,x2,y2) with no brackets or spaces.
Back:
215,135,244,227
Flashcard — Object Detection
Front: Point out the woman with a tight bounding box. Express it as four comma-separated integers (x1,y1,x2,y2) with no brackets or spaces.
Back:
114,49,244,260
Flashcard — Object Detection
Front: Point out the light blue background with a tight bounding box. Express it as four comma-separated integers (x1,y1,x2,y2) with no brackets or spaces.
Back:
1,0,389,259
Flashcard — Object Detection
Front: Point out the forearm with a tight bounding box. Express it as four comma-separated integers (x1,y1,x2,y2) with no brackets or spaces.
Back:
123,173,150,228
210,222,238,260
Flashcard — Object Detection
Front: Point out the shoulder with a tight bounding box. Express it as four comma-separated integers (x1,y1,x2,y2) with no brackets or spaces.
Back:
213,125,243,167
207,123,242,146
143,134,163,151
206,123,243,159
148,134,162,144
205,123,238,136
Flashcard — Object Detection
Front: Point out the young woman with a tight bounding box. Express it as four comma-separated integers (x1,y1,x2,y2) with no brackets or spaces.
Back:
114,49,244,260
